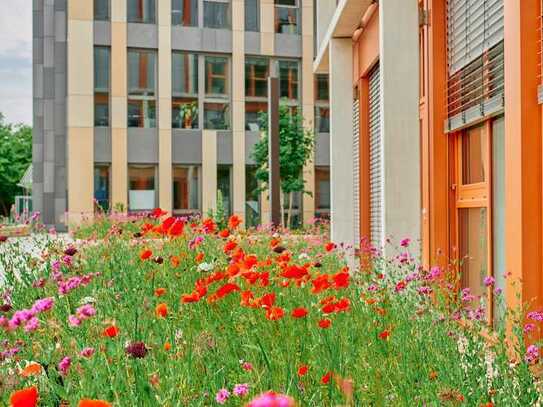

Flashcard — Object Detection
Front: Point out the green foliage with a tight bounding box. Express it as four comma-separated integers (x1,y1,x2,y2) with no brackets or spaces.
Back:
0,113,32,216
207,190,227,229
251,103,314,197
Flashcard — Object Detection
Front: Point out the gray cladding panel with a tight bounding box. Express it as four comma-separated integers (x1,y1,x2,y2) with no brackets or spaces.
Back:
245,32,260,55
245,131,261,165
128,128,159,163
315,133,330,166
94,21,111,46
127,23,158,49
217,131,233,165
171,27,232,53
172,129,202,164
274,34,302,57
94,128,112,163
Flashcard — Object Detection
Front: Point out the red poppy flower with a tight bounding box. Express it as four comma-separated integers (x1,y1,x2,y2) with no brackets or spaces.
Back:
321,371,332,384
378,329,391,340
78,400,112,407
395,280,407,292
161,217,176,234
154,287,166,297
325,242,336,252
151,208,167,218
140,249,152,261
224,240,237,253
195,252,204,263
170,256,180,268
163,342,172,351
219,229,230,238
10,386,38,407
333,271,350,289
228,214,242,229
215,283,241,299
297,364,309,377
20,363,42,378
181,292,201,303
202,218,217,234
281,265,309,279
155,303,168,318
291,307,309,318
244,255,258,269
318,318,331,329
335,298,351,313
169,219,185,236
321,303,336,314
103,325,120,338
265,306,285,321
260,293,276,309
312,275,331,294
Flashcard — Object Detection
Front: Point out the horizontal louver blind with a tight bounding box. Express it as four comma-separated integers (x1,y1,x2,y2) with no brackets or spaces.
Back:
447,0,504,75
369,65,383,248
353,97,360,248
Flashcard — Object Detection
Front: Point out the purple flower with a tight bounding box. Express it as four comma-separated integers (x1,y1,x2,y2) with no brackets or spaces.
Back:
427,266,442,281
461,288,475,303
64,246,78,256
76,304,96,320
400,238,410,248
495,287,503,295
189,236,204,250
9,309,35,329
525,345,539,364
483,276,495,287
524,323,536,334
417,286,432,295
80,347,95,358
31,297,54,313
233,383,250,397
527,311,543,321
125,342,148,359
58,356,71,376
215,389,230,405
23,317,40,332
367,284,378,292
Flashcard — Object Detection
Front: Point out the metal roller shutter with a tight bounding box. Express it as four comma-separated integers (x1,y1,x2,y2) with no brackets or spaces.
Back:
353,96,360,248
369,64,383,248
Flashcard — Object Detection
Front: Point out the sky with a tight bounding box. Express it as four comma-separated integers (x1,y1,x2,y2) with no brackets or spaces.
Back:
0,0,32,126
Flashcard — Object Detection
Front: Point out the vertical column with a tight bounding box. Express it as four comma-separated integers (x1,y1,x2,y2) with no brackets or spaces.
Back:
67,1,94,224
158,0,173,212
111,0,128,210
302,0,315,224
260,0,275,55
329,39,354,246
232,0,246,221
379,0,421,254
202,130,218,214
504,0,543,312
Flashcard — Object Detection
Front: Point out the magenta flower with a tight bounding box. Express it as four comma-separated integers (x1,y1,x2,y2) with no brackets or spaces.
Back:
525,345,539,364
31,297,54,313
400,238,410,248
527,311,543,321
483,276,495,287
215,388,230,404
524,323,536,334
241,361,253,371
58,356,71,376
76,304,96,320
80,347,95,358
233,383,250,397
247,392,296,407
23,317,40,332
68,315,81,327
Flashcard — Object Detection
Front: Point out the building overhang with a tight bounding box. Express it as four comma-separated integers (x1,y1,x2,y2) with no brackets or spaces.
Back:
313,0,375,73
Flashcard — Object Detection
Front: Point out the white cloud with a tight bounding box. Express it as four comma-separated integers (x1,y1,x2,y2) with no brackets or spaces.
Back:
0,0,32,125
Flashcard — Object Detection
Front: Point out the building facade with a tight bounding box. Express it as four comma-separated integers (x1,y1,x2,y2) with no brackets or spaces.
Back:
317,0,543,316
33,0,330,230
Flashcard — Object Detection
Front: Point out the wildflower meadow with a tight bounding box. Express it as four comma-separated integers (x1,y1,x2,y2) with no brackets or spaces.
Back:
1,210,543,406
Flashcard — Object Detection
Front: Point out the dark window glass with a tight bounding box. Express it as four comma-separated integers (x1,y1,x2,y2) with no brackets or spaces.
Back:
205,56,229,96
94,47,110,127
204,102,229,129
218,166,232,216
172,0,198,26
127,0,156,24
94,0,110,21
128,49,157,128
275,0,298,34
204,1,231,29
315,106,329,133
315,167,330,210
173,166,201,212
245,101,267,131
278,60,299,100
315,74,329,101
245,57,269,98
94,166,110,212
172,53,198,95
245,165,260,228
245,0,259,32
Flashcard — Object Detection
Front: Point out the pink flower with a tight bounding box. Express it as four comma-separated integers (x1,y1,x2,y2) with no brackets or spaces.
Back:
76,304,96,320
215,388,230,404
524,323,536,334
31,297,54,313
247,392,296,407
80,347,95,358
233,383,249,397
483,276,495,287
23,317,40,332
58,356,71,376
241,361,253,371
527,311,543,321
400,238,410,248
525,345,539,364
68,315,81,327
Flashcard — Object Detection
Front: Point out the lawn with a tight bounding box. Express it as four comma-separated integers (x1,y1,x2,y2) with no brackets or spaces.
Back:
0,211,541,406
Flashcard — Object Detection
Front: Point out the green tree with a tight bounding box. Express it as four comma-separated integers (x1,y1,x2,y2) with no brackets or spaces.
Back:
0,113,32,216
251,103,314,228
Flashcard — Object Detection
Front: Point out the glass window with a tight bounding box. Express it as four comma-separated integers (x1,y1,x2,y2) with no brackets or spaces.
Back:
94,166,110,212
205,56,229,96
128,165,156,211
204,56,230,129
246,166,260,228
204,102,230,130
127,0,156,24
204,0,231,29
315,74,329,101
172,53,199,129
462,124,487,185
95,0,110,21
172,0,198,26
278,60,299,100
94,47,110,127
173,166,201,212
245,57,269,98
245,101,267,131
492,116,505,323
218,166,232,216
275,0,299,34
315,167,330,210
245,0,259,32
128,49,157,128
315,106,330,133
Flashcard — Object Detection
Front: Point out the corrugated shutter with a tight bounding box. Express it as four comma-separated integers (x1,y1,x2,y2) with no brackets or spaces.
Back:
446,0,504,132
369,64,383,248
353,96,360,248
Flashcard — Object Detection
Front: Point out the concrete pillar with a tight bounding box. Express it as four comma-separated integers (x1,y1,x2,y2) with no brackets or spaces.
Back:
302,0,315,224
379,0,421,254
202,130,218,214
316,0,336,49
329,38,354,246
111,0,128,211
66,0,94,224
260,0,275,55
232,0,246,221
158,0,173,212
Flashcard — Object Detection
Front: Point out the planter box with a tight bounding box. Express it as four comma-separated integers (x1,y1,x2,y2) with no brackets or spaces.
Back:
0,224,31,238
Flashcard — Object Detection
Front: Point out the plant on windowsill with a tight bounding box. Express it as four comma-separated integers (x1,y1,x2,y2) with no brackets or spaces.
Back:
179,102,198,129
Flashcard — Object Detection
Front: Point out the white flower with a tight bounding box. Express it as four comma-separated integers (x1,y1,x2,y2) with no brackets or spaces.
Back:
298,253,309,260
198,262,213,272
79,296,96,305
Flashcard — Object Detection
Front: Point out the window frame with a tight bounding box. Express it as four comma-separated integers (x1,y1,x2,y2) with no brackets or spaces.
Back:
172,165,202,214
94,46,111,128
127,48,158,128
127,164,158,212
274,0,300,34
204,54,231,130
127,0,157,24
203,0,232,29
